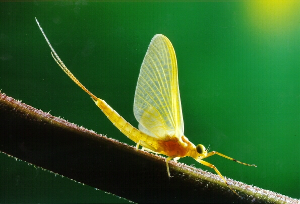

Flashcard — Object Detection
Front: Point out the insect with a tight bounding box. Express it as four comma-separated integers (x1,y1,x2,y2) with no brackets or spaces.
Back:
35,18,256,196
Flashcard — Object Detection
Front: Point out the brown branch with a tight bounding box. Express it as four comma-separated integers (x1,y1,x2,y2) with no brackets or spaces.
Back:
0,92,298,203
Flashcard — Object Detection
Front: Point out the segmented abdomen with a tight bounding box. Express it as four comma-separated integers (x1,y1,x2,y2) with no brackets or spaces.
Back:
96,99,158,150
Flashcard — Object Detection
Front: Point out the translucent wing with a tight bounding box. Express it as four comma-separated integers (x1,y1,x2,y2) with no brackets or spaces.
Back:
134,34,184,139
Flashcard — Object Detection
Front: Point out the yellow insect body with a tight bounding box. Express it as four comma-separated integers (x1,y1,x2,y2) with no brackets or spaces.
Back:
36,18,256,196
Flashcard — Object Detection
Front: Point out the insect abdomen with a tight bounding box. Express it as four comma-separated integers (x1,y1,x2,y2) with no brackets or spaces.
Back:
95,99,156,147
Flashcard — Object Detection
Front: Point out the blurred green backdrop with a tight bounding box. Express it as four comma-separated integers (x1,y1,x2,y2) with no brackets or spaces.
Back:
1,1,299,202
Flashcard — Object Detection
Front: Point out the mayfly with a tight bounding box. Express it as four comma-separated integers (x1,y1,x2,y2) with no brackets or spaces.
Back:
35,18,256,196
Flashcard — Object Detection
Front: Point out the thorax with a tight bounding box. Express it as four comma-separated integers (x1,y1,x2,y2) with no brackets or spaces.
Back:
157,135,195,158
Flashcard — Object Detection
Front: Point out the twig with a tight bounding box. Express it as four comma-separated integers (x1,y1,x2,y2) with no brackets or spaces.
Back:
0,92,298,203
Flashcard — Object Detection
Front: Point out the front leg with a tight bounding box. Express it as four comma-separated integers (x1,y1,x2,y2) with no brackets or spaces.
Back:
205,151,256,167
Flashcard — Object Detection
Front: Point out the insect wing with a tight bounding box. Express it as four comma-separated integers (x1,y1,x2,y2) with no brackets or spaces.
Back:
134,34,184,139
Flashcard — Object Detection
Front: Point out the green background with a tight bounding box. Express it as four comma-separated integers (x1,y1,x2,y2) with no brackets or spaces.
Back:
1,2,299,202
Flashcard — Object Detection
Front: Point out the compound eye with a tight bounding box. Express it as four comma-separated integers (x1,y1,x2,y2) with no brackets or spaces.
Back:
196,144,206,154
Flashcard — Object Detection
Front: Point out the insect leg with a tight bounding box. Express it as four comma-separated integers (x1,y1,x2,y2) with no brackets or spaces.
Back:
198,159,240,197
165,157,173,177
135,140,141,150
205,151,257,167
